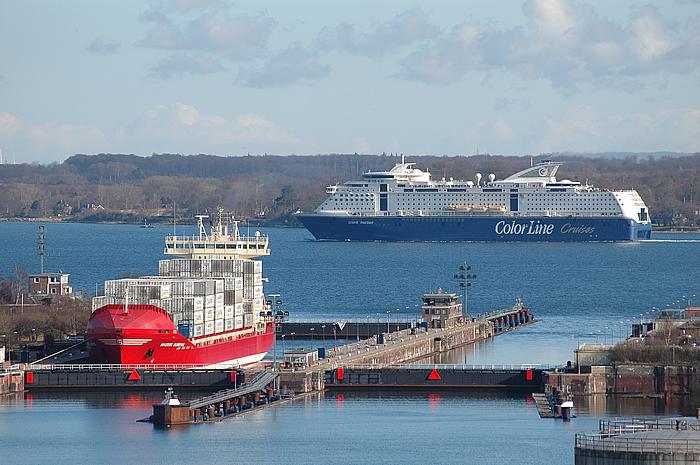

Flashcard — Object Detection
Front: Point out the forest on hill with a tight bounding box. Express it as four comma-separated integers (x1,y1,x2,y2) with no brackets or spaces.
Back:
0,152,698,226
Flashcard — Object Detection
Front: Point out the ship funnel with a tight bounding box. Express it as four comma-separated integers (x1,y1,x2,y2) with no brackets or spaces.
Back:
488,173,495,182
475,173,482,186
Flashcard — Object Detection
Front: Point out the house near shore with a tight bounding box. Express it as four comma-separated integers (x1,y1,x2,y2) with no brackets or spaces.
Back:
28,272,72,297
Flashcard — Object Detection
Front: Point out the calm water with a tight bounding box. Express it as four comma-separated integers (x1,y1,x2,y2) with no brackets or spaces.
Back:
0,391,692,465
2,222,700,464
2,222,699,364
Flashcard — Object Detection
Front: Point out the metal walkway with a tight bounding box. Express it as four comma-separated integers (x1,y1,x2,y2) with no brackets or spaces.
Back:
186,370,277,409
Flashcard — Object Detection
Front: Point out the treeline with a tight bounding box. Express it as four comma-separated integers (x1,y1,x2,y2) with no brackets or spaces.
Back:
0,270,91,345
0,152,699,225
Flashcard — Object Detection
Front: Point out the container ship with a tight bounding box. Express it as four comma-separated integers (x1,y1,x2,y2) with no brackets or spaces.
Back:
86,211,274,367
297,158,652,242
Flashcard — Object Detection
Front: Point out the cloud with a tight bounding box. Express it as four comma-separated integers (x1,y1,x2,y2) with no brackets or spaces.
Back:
149,53,226,79
315,8,439,56
0,112,22,134
236,44,330,87
140,7,277,61
535,105,700,152
165,0,226,13
397,0,700,90
140,102,300,145
86,38,121,54
0,112,108,151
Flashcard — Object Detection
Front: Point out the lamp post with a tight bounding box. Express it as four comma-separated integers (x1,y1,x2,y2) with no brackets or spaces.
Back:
321,325,326,352
386,310,391,334
454,261,476,317
281,334,286,361
310,327,314,343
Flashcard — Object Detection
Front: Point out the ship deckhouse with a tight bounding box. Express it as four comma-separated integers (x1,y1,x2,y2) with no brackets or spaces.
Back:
315,159,650,225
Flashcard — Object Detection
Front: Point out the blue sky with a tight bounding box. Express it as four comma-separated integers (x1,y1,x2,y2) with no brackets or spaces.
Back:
0,0,698,163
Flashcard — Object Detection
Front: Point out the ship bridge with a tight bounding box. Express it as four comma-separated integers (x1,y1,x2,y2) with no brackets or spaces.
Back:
164,210,269,260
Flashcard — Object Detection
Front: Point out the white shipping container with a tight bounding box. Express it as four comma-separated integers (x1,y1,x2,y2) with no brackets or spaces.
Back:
244,314,253,328
205,295,215,308
160,284,171,299
224,319,234,331
215,307,224,320
194,310,204,324
204,321,214,335
234,303,244,315
224,306,234,319
215,293,224,307
205,308,214,321
194,324,204,337
235,315,244,329
194,296,204,311
214,319,224,333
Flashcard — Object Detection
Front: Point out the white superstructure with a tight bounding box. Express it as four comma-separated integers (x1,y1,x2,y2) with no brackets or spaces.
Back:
315,158,651,224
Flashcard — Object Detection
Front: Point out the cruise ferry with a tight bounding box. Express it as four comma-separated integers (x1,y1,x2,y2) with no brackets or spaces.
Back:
86,211,275,367
297,158,652,242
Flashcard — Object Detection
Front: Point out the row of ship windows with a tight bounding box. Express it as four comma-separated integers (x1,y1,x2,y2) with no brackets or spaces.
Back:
331,200,618,208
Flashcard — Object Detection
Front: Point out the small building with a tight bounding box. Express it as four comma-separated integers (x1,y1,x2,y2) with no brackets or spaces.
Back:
684,306,700,319
29,272,72,297
283,349,318,369
422,292,463,329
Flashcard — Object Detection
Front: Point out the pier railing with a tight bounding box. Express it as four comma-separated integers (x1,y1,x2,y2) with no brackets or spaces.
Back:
337,363,559,371
19,363,240,371
599,418,700,433
575,433,700,454
576,418,700,454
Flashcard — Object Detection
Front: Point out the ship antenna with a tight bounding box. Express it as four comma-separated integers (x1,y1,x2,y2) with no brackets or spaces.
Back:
401,154,405,165
172,201,176,237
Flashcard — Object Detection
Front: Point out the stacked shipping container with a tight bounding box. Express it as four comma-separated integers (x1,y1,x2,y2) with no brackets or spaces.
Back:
92,258,263,339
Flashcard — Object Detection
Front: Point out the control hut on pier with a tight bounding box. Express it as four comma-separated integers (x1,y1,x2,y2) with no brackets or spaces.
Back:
422,293,463,329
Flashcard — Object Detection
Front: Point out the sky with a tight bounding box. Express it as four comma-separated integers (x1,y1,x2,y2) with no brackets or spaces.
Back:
0,0,699,163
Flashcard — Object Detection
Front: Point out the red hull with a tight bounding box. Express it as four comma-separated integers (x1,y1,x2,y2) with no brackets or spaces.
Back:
86,304,274,366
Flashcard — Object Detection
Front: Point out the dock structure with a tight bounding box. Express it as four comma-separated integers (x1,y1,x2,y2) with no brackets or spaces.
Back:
576,418,700,464
324,364,548,390
153,370,280,427
18,364,244,390
279,302,536,393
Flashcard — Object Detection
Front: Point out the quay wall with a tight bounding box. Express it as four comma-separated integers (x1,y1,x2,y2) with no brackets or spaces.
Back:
0,369,24,395
575,448,700,465
547,365,696,397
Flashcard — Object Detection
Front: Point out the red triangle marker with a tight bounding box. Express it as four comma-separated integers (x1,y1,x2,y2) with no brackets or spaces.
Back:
127,369,141,381
427,369,441,381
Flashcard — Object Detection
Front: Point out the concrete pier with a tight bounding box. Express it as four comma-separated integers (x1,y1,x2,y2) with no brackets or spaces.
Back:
576,419,700,465
280,305,536,393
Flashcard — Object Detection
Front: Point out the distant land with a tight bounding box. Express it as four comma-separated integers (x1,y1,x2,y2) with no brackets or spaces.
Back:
0,151,698,227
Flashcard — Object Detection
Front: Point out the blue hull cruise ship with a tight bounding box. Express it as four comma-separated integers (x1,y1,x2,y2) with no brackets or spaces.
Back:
297,158,652,242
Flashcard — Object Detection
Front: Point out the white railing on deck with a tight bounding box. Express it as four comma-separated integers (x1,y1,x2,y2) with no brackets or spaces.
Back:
22,363,239,371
